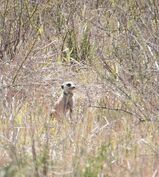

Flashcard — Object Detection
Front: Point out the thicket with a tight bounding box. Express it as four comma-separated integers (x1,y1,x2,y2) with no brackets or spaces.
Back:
0,0,159,177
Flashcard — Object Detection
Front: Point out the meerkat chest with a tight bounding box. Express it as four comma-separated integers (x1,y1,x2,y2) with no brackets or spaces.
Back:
63,95,73,110
66,100,72,109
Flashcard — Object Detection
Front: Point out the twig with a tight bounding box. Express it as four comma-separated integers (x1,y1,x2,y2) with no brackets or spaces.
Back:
90,105,133,115
12,36,38,85
33,40,57,52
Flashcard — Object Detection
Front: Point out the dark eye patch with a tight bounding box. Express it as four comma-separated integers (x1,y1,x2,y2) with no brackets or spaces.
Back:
66,83,71,87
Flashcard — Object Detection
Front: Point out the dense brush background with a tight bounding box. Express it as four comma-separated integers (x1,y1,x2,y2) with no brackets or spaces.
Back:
0,0,159,176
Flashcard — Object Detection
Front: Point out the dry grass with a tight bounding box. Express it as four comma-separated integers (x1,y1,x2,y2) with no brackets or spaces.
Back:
0,0,159,176
0,65,159,177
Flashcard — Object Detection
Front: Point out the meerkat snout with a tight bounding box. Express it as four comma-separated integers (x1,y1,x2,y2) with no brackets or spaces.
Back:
50,81,76,121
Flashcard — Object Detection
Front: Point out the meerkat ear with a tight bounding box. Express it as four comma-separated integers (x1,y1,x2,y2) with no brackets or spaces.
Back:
61,85,64,89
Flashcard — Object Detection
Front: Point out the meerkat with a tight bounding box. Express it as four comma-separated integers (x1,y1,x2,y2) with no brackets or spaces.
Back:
50,81,76,121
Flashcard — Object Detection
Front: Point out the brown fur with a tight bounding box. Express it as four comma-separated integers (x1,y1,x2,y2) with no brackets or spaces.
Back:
50,82,76,121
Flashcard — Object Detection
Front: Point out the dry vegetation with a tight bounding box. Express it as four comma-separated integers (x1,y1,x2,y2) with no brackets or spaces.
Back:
0,0,159,177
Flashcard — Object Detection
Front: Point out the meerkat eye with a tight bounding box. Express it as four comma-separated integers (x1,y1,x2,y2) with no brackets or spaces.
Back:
66,83,71,87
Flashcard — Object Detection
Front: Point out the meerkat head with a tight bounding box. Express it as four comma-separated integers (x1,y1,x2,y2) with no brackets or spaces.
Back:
61,81,76,94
